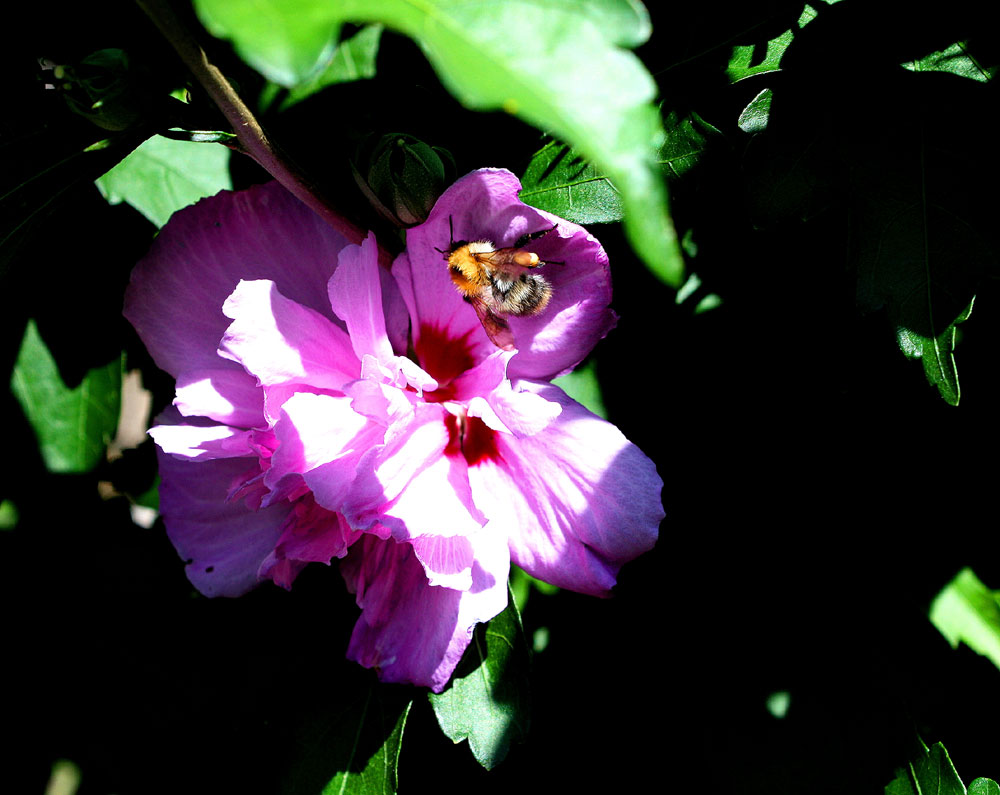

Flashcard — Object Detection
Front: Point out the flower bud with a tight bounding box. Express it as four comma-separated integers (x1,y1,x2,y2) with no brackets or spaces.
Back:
355,134,455,227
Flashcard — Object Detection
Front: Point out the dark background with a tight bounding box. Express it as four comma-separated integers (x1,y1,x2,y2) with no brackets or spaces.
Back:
4,1,1000,792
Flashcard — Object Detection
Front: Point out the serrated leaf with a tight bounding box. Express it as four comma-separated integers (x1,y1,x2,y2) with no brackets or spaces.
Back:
659,109,723,180
903,42,997,83
192,0,684,286
519,141,623,224
884,741,966,795
10,320,123,473
970,779,1000,795
428,590,531,770
520,110,720,228
95,135,232,228
726,3,821,83
929,567,1000,672
282,682,412,795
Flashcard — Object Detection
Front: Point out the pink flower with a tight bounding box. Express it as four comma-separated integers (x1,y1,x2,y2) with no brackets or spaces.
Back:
124,170,663,692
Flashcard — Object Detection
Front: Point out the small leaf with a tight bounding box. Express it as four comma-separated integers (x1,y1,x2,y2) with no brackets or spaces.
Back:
970,779,1000,795
884,740,966,795
929,567,1000,671
895,298,973,406
428,589,532,769
726,4,821,83
95,135,232,228
192,0,684,285
10,320,123,474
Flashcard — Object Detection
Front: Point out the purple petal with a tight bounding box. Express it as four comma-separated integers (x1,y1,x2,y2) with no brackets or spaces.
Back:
149,415,255,461
258,498,362,589
341,530,509,691
124,181,350,379
157,450,290,597
340,402,487,539
173,367,265,429
399,169,617,380
220,279,358,391
266,391,383,507
468,381,663,596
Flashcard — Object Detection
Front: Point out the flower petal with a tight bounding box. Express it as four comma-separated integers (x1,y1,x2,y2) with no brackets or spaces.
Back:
258,498,362,589
340,403,487,539
399,169,617,379
157,450,290,597
220,279,358,390
341,530,509,691
173,367,265,429
149,413,255,461
468,381,663,596
124,181,349,379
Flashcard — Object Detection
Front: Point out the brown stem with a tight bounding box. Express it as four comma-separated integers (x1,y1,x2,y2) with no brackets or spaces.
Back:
136,0,368,247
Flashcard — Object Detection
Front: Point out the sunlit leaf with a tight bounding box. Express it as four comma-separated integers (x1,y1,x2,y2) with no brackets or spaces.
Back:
429,589,531,769
726,3,821,83
193,0,684,286
970,778,1000,795
520,141,623,225
929,567,1000,671
272,24,384,111
10,320,123,473
95,135,232,228
903,42,997,83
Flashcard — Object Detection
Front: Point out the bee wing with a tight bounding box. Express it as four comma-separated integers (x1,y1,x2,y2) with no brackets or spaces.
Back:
467,295,516,351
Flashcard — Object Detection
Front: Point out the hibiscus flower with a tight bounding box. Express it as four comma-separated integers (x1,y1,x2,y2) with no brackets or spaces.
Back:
124,169,663,691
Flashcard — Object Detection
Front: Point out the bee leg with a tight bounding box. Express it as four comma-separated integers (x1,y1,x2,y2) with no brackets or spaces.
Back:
513,223,558,249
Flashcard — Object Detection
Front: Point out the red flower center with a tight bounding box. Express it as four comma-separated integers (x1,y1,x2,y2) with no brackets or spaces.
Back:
444,411,501,467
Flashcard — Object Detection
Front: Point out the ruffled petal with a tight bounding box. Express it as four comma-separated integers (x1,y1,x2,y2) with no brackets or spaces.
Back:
258,498,362,589
220,279,358,391
266,391,383,507
173,367,265,429
157,450,290,597
341,402,487,539
468,381,663,596
341,530,509,692
399,169,616,379
124,181,349,378
149,412,255,461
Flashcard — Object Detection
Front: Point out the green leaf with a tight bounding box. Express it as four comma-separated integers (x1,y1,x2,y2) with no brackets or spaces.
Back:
10,320,123,474
903,42,997,83
520,141,623,225
520,110,720,229
884,740,966,795
726,4,821,83
552,360,607,419
282,681,412,795
192,0,684,285
970,779,1000,795
658,109,724,181
95,135,232,228
273,25,384,111
895,298,973,406
428,589,532,769
929,567,1000,671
